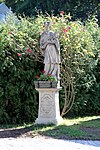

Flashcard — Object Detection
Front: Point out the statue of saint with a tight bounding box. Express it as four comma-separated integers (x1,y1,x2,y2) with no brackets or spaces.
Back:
40,22,60,81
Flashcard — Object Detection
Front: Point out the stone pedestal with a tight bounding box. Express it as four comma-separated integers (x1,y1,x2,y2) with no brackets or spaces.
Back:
35,88,63,125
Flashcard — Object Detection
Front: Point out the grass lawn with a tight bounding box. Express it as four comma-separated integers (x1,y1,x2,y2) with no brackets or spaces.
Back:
32,116,100,140
0,116,100,140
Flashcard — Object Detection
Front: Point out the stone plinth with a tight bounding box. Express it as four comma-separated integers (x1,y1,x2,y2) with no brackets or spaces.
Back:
35,88,63,125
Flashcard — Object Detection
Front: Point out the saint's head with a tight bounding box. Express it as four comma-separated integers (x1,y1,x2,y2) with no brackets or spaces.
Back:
44,22,51,31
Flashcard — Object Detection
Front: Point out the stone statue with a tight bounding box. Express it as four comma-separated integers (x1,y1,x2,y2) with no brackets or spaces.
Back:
40,22,60,81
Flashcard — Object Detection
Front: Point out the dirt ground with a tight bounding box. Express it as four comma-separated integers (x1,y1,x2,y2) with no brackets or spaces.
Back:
0,126,33,138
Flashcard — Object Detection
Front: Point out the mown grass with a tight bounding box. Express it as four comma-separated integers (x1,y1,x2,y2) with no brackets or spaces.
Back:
0,116,100,140
32,116,100,140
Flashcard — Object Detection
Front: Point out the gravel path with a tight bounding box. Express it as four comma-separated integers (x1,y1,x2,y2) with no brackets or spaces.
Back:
0,137,100,150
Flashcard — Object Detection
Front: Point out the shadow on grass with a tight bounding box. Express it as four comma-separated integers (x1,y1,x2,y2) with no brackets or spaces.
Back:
0,118,100,140
0,124,54,138
36,118,100,140
0,125,34,138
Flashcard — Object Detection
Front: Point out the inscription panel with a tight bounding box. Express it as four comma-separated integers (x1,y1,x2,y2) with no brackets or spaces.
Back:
40,94,55,118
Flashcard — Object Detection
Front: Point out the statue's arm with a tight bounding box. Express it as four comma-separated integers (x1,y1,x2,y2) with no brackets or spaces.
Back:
40,35,48,49
40,37,54,49
53,38,60,53
50,33,60,52
40,41,47,49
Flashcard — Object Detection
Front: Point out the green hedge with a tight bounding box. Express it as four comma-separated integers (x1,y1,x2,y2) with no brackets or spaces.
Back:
3,0,100,25
0,16,42,123
0,14,100,123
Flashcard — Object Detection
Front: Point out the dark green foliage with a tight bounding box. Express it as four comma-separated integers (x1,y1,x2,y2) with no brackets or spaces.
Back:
0,17,42,124
0,51,38,123
66,60,100,117
2,0,100,25
0,13,99,123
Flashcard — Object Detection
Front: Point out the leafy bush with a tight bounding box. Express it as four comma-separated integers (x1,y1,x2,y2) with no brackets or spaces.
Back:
0,13,99,123
68,17,100,117
0,16,42,123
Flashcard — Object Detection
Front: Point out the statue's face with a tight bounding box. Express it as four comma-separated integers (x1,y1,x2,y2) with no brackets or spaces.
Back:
44,22,50,29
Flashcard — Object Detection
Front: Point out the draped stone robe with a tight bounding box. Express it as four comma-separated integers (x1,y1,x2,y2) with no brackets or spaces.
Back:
40,30,60,80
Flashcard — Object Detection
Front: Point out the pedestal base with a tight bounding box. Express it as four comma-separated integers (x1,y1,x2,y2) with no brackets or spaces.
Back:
35,116,63,125
35,88,63,125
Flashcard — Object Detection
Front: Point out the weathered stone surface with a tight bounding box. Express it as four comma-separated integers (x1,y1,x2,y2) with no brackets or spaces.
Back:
35,88,63,124
40,22,60,81
34,81,57,88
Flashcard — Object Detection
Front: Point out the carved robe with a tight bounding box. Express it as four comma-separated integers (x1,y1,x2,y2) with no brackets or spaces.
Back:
40,30,60,80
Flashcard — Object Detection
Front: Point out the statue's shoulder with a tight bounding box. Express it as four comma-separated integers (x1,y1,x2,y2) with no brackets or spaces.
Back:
41,31,45,36
49,30,56,36
49,30,54,33
49,30,55,34
41,30,56,38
